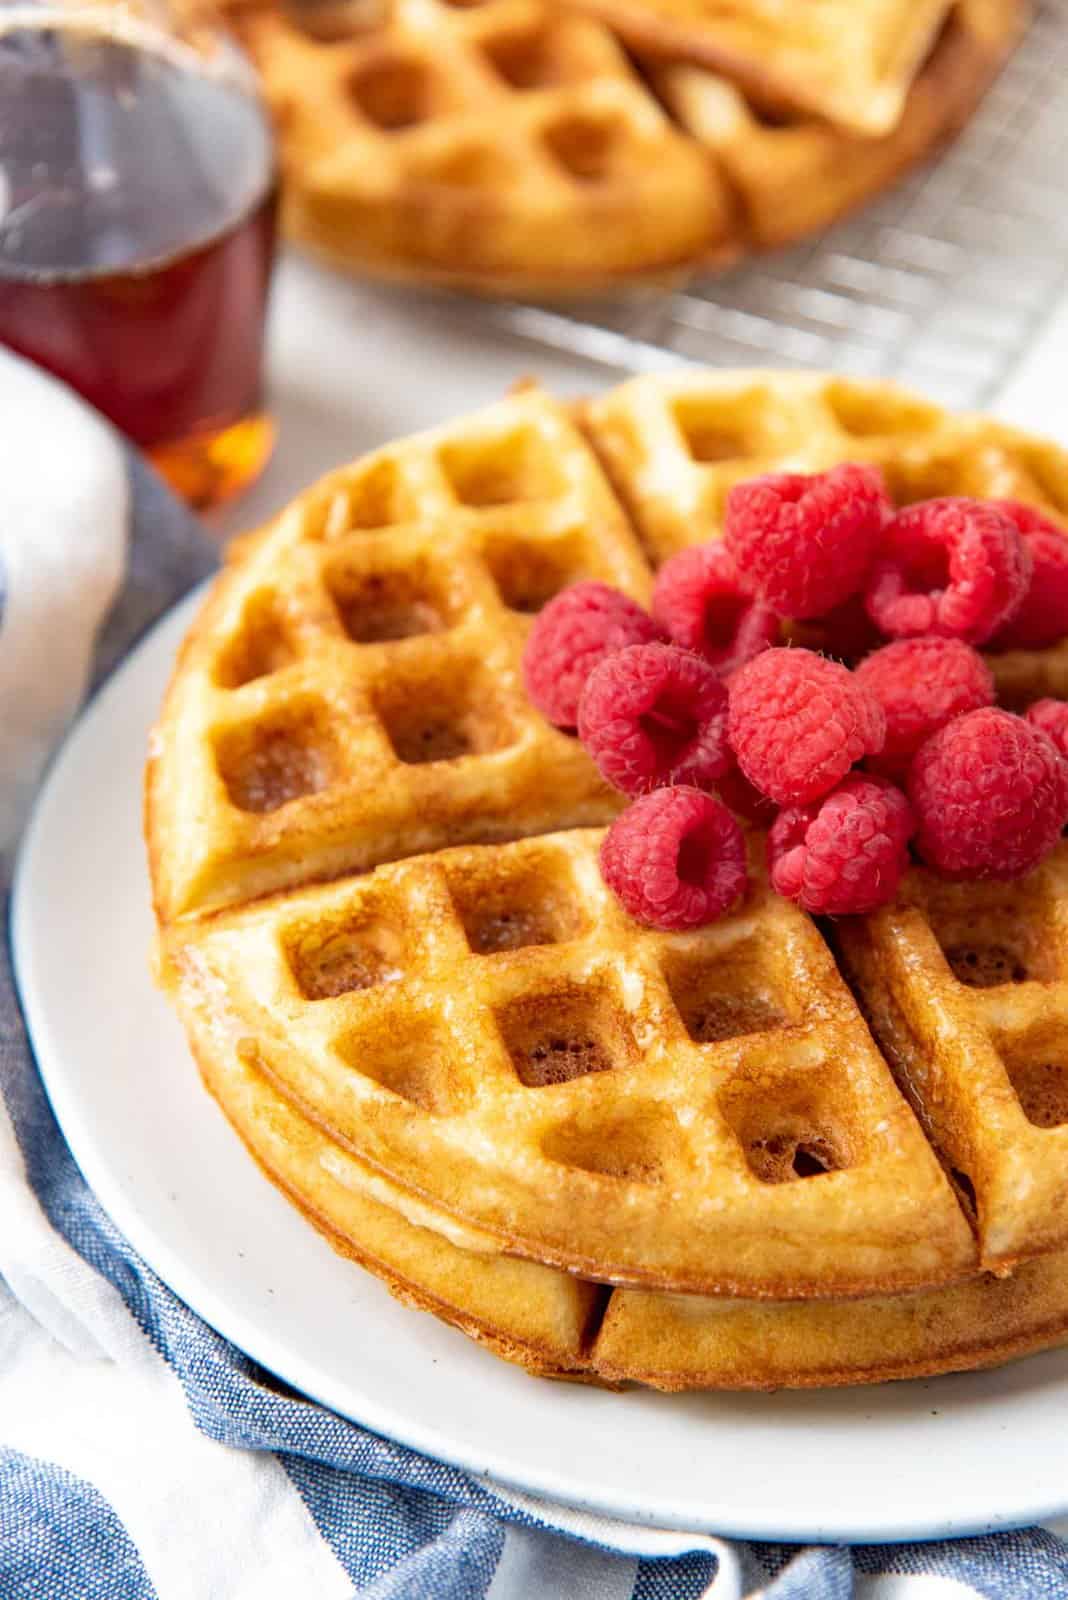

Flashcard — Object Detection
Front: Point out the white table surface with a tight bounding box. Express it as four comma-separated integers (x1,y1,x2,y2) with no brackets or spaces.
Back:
213,254,611,540
214,251,1068,542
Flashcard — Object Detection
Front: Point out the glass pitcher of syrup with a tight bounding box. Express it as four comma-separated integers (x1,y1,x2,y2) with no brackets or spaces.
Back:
0,0,278,508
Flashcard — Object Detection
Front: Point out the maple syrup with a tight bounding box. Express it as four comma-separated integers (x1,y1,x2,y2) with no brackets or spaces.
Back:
0,15,278,507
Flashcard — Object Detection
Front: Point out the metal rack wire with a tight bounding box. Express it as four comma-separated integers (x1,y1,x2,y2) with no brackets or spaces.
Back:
479,0,1068,410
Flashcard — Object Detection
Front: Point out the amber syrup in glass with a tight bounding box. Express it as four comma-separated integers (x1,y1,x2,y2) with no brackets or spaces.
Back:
0,16,278,507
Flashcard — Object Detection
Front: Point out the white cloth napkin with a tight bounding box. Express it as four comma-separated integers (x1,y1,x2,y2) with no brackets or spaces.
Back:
0,349,126,859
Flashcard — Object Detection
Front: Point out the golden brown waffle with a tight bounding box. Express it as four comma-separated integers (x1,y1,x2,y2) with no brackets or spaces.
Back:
655,0,1023,253
147,372,1068,926
566,0,954,135
837,847,1068,1275
149,371,1068,1383
584,368,1068,701
190,1013,1068,1389
232,0,735,294
226,0,1023,293
161,828,976,1298
146,387,645,922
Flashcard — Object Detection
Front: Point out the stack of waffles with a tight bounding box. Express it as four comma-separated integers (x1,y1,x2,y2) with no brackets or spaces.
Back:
218,0,1028,293
148,371,1068,1389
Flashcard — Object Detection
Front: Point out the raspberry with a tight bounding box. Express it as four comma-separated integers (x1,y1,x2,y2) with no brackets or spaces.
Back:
651,542,779,674
909,707,1068,880
725,464,889,619
578,642,730,796
1025,698,1068,758
864,498,1032,645
727,648,886,806
599,787,747,929
854,637,994,780
715,761,778,826
768,774,915,916
794,593,883,664
987,502,1068,651
522,581,660,728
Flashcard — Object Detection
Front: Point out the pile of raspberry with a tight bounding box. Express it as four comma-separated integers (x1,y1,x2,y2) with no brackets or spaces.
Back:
523,469,1068,931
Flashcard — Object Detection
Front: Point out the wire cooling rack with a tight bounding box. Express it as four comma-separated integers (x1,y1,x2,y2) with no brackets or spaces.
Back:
475,0,1068,410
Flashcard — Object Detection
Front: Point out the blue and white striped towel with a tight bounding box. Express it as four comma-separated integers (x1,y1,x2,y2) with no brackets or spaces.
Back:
3,347,1068,1599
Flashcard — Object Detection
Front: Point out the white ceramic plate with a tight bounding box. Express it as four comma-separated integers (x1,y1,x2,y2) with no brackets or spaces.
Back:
13,592,1068,1545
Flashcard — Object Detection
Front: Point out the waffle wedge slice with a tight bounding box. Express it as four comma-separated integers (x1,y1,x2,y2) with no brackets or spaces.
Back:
159,828,976,1299
191,1009,1068,1389
656,0,1024,254
583,369,1068,703
836,846,1068,1276
146,387,645,922
564,0,956,136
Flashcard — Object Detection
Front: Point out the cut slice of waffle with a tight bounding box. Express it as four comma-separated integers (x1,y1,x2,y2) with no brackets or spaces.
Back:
655,0,1023,253
564,0,956,135
584,368,1068,703
223,0,1023,293
146,386,646,921
593,1249,1068,1388
192,1013,1068,1388
160,828,976,1298
230,0,735,293
836,846,1068,1275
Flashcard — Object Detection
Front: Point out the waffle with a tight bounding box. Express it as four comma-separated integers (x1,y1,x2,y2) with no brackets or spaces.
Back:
225,0,1023,294
189,1010,1068,1389
837,848,1068,1275
146,386,645,922
584,368,1068,702
566,0,955,135
150,371,1068,1380
159,828,975,1297
655,0,1023,254
147,372,1068,925
231,0,735,294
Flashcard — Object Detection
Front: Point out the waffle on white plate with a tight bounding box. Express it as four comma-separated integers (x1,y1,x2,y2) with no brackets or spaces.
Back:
185,1012,1068,1390
159,830,976,1299
149,371,1068,1386
221,0,1025,294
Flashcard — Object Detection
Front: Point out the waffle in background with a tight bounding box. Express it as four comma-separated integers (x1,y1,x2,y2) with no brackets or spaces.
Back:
234,0,735,293
653,0,1024,254
223,0,1026,295
567,0,954,135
